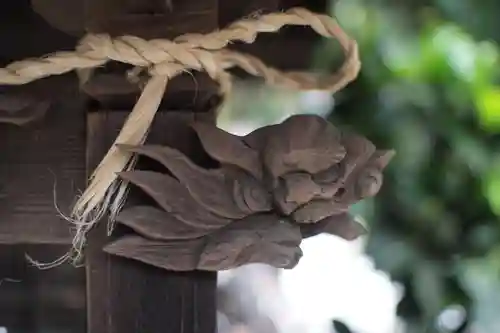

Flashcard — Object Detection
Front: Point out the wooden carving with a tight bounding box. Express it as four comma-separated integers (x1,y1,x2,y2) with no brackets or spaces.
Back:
0,95,50,126
104,114,394,271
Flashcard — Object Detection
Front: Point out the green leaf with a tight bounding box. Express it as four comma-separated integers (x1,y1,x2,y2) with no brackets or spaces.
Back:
483,164,500,216
474,86,500,132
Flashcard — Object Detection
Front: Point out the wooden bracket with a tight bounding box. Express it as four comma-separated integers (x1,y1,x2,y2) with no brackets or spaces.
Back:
104,114,394,271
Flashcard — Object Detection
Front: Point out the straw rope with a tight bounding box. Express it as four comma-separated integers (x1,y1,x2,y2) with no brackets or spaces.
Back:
0,7,361,263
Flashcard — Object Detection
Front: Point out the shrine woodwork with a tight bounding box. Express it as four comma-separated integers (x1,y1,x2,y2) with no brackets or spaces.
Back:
102,115,391,271
0,1,369,333
0,90,86,244
86,111,217,333
0,245,86,333
81,1,221,331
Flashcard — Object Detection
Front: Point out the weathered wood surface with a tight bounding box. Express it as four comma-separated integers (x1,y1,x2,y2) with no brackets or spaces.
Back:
0,244,86,332
0,0,77,63
0,1,338,333
86,111,217,333
86,0,218,38
82,0,221,108
0,92,86,244
218,0,281,27
81,67,220,111
0,0,79,126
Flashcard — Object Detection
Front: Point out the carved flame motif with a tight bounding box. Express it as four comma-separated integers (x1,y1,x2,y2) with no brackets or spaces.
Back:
104,114,394,271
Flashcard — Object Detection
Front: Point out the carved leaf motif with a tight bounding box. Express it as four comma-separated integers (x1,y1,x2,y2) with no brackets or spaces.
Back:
116,205,213,240
118,144,270,219
191,122,262,179
242,124,278,151
199,214,303,270
118,170,230,229
292,199,348,224
104,235,204,271
262,115,346,178
299,213,367,240
104,215,303,271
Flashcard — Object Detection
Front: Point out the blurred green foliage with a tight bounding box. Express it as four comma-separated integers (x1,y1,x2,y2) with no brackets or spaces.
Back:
319,0,500,331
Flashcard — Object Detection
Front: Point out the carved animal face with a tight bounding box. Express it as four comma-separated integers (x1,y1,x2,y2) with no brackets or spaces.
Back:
105,115,393,271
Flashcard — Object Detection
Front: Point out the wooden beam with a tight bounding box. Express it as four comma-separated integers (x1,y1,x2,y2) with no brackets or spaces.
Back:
85,0,219,39
82,0,220,108
81,68,219,111
85,110,217,333
0,0,77,63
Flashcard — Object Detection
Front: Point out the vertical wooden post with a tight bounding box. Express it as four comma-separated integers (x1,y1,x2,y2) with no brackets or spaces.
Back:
82,1,219,331
85,113,218,333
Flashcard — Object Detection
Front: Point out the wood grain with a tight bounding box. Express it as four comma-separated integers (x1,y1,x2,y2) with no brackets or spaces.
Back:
85,0,219,39
0,244,86,332
86,111,217,333
0,93,86,244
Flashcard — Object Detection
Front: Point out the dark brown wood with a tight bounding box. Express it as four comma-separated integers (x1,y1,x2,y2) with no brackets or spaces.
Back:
80,0,220,109
218,0,281,27
0,244,86,333
118,169,233,228
85,0,218,39
105,213,303,271
0,74,77,126
0,2,362,333
117,145,270,219
0,0,77,64
31,0,86,36
0,98,50,126
86,111,217,333
0,0,79,126
0,90,86,244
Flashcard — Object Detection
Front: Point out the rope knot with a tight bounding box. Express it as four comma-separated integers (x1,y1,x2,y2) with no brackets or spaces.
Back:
0,8,361,265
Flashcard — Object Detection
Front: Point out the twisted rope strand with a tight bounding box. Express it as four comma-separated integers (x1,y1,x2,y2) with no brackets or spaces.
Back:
0,8,361,263
0,8,357,87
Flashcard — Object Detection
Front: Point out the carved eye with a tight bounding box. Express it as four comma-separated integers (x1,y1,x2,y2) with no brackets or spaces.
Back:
356,168,383,198
233,177,272,213
313,164,341,184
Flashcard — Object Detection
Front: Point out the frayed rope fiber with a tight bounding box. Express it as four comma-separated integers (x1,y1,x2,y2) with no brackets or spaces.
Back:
0,7,361,265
